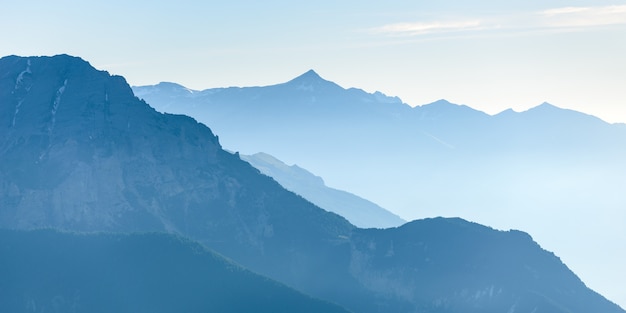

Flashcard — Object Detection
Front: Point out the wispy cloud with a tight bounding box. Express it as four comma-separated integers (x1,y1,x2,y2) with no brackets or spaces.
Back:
372,20,484,36
539,5,626,28
540,7,591,16
372,5,626,38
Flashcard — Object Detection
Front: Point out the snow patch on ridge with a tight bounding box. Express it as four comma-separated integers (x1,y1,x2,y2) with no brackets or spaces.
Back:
12,100,24,127
14,59,32,91
49,79,68,133
12,59,33,127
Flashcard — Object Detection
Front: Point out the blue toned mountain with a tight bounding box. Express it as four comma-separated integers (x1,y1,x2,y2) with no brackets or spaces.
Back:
1,54,624,313
0,229,351,313
134,71,626,308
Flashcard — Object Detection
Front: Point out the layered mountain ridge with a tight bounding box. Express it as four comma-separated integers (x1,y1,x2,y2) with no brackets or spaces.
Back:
1,54,623,313
134,68,626,306
241,152,405,228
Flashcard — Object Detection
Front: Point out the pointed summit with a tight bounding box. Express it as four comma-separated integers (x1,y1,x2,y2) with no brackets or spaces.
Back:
285,69,331,85
283,69,342,92
536,102,558,110
425,99,454,106
415,99,488,120
522,102,564,115
291,69,323,82
522,102,608,124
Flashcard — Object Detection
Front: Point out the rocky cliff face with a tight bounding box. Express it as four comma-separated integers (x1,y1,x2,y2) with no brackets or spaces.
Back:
0,54,364,310
0,55,353,261
1,55,623,313
1,55,220,232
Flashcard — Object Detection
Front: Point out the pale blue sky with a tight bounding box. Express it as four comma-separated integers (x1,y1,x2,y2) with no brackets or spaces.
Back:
1,0,625,122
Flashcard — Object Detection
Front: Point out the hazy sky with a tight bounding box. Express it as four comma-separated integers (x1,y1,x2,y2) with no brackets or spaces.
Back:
1,0,625,123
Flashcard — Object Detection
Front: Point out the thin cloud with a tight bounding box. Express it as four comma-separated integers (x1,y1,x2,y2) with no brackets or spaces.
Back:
539,5,626,28
372,5,626,38
541,7,591,16
372,20,484,36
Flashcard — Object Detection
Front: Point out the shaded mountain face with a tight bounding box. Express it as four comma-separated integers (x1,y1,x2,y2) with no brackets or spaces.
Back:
0,54,350,233
0,55,360,305
350,218,624,313
133,71,626,305
1,55,623,313
0,229,351,313
241,152,406,228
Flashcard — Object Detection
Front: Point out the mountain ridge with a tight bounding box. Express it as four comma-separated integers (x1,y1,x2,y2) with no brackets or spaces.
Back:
135,73,619,124
241,152,406,228
286,69,325,83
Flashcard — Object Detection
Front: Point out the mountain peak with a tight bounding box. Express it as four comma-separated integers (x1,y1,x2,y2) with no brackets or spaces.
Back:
4,54,95,73
286,69,331,84
536,102,558,109
295,69,322,80
1,54,143,134
282,69,342,92
155,81,186,88
482,101,608,126
430,99,453,105
419,99,464,109
523,102,565,115
155,82,197,94
415,99,488,120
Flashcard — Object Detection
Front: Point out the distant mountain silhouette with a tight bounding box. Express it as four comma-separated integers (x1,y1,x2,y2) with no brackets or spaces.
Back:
134,72,626,205
241,152,405,228
0,229,351,313
284,69,344,92
134,70,626,306
1,55,623,313
350,217,623,313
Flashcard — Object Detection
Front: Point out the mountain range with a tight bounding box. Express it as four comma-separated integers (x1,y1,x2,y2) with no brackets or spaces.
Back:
133,69,626,305
1,54,623,312
132,71,626,219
